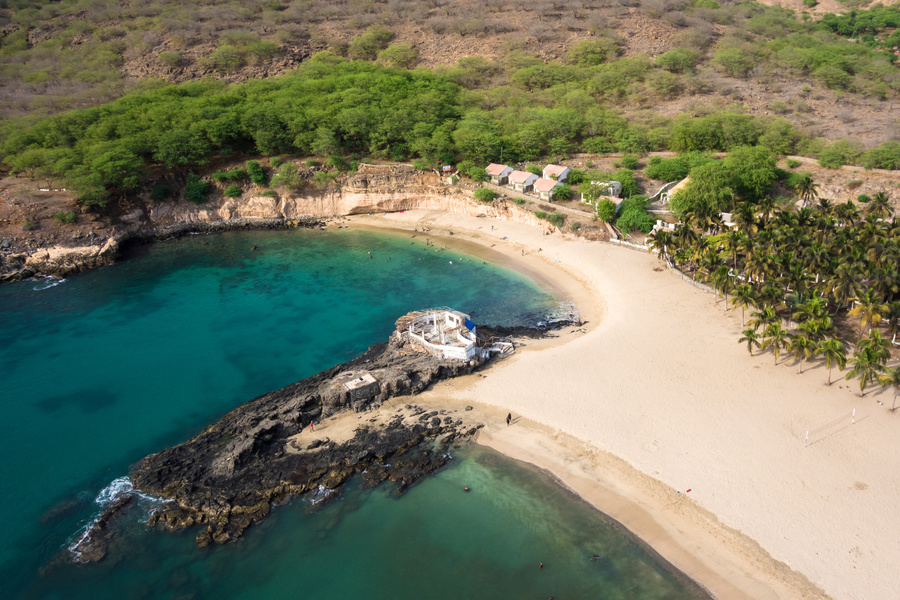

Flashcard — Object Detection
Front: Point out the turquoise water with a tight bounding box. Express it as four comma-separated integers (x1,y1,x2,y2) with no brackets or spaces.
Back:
0,228,706,599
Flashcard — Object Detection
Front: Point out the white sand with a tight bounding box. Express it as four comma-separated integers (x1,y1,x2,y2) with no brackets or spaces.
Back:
348,209,900,600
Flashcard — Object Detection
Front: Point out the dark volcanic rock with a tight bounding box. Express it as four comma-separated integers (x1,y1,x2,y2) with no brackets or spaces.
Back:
126,334,488,552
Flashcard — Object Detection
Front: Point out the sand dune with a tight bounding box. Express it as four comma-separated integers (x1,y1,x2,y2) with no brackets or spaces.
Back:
350,209,900,600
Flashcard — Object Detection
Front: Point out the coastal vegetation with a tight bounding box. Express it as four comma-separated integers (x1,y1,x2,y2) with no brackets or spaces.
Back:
648,179,900,397
1,0,899,207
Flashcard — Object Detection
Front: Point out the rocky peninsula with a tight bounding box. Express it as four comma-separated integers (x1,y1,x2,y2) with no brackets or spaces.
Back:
68,312,577,564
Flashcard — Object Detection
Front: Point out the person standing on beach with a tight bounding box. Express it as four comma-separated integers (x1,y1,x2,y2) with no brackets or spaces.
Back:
506,413,512,427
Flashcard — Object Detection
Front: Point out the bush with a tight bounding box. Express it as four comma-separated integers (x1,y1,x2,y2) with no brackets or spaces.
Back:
224,185,242,197
525,164,543,175
312,171,339,187
785,159,801,169
467,166,488,182
377,42,419,69
22,219,37,231
547,213,565,227
566,38,620,66
211,169,248,182
348,25,393,61
616,195,655,233
714,48,754,78
184,173,211,204
570,222,582,232
270,157,284,168
260,190,278,198
857,194,871,203
619,156,640,170
862,142,900,170
150,184,172,201
305,159,321,167
645,156,690,181
474,188,497,202
597,199,617,222
52,211,77,224
656,48,699,73
246,160,268,185
412,159,428,170
554,184,573,200
512,198,526,205
159,51,182,67
327,155,349,171
818,147,845,169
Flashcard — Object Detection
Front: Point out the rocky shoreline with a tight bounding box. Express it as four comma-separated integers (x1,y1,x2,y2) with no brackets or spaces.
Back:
0,216,324,283
67,315,578,564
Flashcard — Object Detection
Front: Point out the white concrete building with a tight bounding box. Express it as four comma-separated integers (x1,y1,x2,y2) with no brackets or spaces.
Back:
408,309,480,360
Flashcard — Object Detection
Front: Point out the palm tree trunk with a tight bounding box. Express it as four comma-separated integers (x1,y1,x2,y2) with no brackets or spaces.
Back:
828,366,833,385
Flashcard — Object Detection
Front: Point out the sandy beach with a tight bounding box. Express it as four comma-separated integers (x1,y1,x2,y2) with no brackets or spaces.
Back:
342,209,900,600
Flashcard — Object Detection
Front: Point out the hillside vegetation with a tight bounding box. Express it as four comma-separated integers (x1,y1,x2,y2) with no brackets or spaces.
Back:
0,0,898,206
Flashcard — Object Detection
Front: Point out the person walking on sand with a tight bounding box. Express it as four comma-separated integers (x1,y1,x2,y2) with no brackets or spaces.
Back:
506,413,512,427
309,421,315,432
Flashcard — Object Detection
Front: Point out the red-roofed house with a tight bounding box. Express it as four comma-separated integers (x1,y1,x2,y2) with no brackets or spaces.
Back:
508,170,539,192
542,164,570,182
534,178,560,200
486,163,514,185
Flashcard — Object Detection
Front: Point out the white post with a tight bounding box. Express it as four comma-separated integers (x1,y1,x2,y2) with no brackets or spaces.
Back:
852,408,856,425
805,430,809,447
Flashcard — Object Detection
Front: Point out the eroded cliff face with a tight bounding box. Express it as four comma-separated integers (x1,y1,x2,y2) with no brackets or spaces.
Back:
4,165,551,281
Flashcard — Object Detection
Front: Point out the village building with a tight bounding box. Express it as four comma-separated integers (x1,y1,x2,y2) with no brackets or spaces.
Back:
542,164,570,182
508,170,539,193
580,180,622,206
534,178,561,200
407,309,480,360
486,163,514,185
660,177,690,205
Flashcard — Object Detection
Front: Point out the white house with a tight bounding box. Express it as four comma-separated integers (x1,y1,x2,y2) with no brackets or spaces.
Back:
486,163,513,185
508,170,539,193
542,164,570,182
580,180,622,205
660,177,690,204
534,178,560,200
408,309,480,360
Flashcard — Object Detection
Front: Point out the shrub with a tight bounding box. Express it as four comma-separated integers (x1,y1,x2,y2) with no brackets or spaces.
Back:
260,190,278,197
184,173,211,204
619,155,640,170
547,213,565,227
52,211,77,224
616,195,655,233
22,219,37,231
467,166,488,182
150,184,172,201
862,141,900,170
348,25,393,60
714,48,754,78
246,160,268,185
304,159,321,167
513,198,526,205
786,159,801,169
525,164,543,175
857,194,871,203
597,199,617,223
645,156,690,181
818,147,845,169
656,48,699,73
312,171,339,187
270,157,284,168
534,210,548,219
327,155,349,171
159,51,182,67
377,42,419,69
211,169,248,182
566,38,621,66
224,185,242,197
474,188,497,202
554,184,573,200
570,222,582,232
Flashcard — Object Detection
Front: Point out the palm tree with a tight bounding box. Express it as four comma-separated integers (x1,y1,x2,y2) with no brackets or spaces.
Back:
761,322,789,364
818,338,846,385
748,306,778,332
885,301,900,345
739,328,761,355
845,350,880,395
731,283,757,325
648,229,673,263
865,191,893,220
787,332,816,374
793,173,819,207
848,290,889,335
878,366,900,411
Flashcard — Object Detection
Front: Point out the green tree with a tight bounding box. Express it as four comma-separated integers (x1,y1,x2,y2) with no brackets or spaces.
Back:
670,162,734,218
761,322,790,363
714,48,754,77
566,38,620,66
787,332,816,374
183,173,211,204
154,130,210,169
377,42,419,69
597,198,617,223
739,328,761,355
348,25,394,61
655,48,699,73
848,290,889,335
818,338,847,385
723,146,777,201
474,188,497,202
878,366,900,411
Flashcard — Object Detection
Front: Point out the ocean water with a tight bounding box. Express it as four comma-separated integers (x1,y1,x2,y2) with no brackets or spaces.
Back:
0,228,707,599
